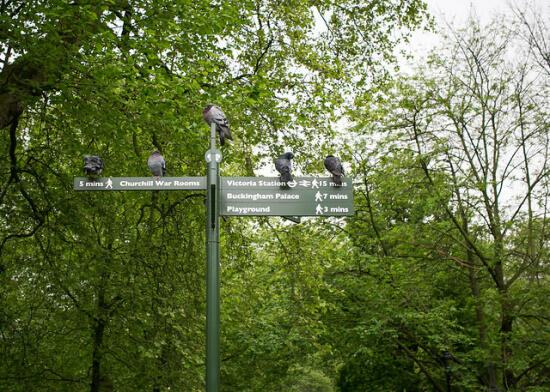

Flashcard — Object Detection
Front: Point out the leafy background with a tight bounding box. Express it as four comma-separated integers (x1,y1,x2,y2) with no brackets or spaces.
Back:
1,0,550,391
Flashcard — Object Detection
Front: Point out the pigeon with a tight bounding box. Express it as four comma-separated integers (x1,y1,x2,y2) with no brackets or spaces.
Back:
275,152,294,183
324,155,344,186
202,104,233,146
83,155,104,177
148,150,166,177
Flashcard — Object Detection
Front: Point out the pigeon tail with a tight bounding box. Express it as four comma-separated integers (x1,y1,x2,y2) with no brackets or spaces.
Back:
217,126,233,146
280,172,293,183
224,130,233,142
84,168,97,177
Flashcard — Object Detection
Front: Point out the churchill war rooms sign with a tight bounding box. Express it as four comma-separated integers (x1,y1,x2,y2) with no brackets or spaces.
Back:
74,177,207,191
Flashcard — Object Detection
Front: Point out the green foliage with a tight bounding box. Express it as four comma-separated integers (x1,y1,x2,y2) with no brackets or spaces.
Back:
1,0,429,391
9,3,549,392
327,13,550,392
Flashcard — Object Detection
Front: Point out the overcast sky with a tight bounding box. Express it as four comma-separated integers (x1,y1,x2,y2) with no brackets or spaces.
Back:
426,0,510,22
407,0,518,56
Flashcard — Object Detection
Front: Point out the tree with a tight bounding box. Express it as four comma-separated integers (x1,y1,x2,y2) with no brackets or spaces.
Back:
511,1,550,76
333,13,550,391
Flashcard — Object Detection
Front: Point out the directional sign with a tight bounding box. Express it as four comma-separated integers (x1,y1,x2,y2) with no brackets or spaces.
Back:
74,177,207,191
220,177,353,216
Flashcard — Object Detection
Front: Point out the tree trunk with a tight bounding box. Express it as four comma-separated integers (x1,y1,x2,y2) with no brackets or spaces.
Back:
462,213,500,391
500,291,515,389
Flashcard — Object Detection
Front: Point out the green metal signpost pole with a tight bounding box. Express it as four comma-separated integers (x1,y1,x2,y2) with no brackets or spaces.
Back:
205,122,220,392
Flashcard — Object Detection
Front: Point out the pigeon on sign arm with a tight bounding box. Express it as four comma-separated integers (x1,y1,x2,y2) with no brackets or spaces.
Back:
275,152,294,183
202,104,233,146
324,155,344,186
83,155,104,177
148,150,166,177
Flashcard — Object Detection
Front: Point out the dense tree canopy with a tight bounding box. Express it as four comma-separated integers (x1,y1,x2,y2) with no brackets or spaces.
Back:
1,0,428,391
2,0,550,391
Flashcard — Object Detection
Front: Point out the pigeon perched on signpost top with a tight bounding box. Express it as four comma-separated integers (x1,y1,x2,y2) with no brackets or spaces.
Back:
275,152,294,183
148,150,166,177
324,155,344,186
202,104,233,146
83,155,104,177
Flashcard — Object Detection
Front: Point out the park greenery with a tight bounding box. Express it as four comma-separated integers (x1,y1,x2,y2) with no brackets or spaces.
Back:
1,0,550,391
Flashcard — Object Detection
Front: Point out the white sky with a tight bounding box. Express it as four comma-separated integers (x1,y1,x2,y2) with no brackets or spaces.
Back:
408,0,516,55
426,0,510,22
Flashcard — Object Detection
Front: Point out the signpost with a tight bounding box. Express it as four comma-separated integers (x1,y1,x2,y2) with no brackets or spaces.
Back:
205,124,220,392
74,124,353,392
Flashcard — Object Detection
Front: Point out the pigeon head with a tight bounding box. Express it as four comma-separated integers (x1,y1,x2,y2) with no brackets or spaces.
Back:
283,152,294,160
202,104,214,115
